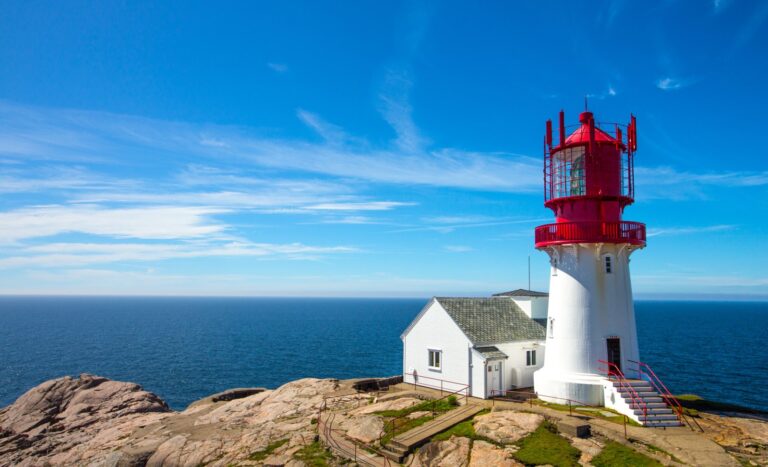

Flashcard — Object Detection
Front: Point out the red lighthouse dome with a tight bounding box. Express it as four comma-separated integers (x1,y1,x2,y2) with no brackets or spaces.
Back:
535,110,645,248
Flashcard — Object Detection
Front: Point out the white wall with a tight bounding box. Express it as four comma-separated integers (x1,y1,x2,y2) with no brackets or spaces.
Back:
470,350,487,398
496,340,545,389
509,297,549,320
402,300,473,397
534,242,641,405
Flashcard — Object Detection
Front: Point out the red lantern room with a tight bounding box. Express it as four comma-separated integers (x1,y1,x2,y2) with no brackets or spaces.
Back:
535,110,646,248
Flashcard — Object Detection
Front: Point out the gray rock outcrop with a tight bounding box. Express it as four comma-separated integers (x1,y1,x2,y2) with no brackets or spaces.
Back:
0,374,354,466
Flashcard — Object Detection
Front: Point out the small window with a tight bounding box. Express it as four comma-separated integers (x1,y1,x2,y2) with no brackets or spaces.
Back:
604,255,613,274
551,259,558,276
526,350,537,366
428,349,442,370
549,317,555,338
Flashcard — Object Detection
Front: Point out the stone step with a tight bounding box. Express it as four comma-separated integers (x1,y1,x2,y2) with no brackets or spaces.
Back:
379,447,405,463
618,390,660,398
612,380,653,388
639,413,680,421
643,419,684,427
632,408,675,416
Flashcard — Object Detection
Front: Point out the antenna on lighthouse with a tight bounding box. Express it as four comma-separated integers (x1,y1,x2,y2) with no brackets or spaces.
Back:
584,95,589,111
528,254,531,290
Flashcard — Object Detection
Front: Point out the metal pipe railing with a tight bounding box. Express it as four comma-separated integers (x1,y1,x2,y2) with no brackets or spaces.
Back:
598,359,649,422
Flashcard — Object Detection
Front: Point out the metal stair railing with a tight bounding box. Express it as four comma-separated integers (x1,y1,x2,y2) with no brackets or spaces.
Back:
598,359,649,423
628,359,703,432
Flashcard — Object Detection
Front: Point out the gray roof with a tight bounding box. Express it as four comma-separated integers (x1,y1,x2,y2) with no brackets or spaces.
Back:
434,297,546,345
474,346,508,360
492,288,549,298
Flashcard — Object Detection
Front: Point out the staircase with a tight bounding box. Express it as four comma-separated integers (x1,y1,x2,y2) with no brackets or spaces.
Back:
380,403,485,462
608,378,682,427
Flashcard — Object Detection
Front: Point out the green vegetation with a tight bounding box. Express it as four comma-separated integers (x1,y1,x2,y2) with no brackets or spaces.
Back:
531,400,642,426
592,442,663,467
631,439,683,464
676,394,766,415
374,396,459,418
514,421,581,467
248,438,289,461
293,441,333,467
431,410,496,444
380,415,433,445
431,420,476,441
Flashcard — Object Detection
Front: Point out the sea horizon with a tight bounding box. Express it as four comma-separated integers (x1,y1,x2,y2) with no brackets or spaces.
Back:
2,296,766,412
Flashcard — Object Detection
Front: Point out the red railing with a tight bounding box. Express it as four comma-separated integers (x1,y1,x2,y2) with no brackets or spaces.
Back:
628,360,703,432
598,359,648,422
535,221,646,247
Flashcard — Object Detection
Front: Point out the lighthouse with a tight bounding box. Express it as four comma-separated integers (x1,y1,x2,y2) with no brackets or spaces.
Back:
533,109,646,406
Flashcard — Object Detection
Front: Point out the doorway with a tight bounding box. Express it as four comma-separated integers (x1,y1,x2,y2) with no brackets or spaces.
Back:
486,361,502,398
607,338,622,374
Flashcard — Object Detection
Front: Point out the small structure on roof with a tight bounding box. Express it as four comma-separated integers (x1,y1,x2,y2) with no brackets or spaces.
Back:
401,290,547,399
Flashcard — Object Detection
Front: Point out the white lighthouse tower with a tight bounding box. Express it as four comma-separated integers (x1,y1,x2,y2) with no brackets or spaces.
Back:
533,110,646,406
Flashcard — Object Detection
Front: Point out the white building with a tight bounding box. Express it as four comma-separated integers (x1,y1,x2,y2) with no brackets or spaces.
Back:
401,290,547,399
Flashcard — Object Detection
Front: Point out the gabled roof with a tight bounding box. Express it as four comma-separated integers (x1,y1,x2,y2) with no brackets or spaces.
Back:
434,297,546,345
474,346,508,360
492,289,549,298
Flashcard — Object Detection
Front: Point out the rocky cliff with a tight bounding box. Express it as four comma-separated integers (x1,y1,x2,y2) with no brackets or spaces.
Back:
0,374,351,466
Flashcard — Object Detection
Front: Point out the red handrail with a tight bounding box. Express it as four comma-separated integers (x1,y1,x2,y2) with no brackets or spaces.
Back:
598,359,648,422
535,221,646,247
628,360,703,432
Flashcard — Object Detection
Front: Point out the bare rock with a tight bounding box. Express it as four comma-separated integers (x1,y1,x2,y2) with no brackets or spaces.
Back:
351,396,421,415
413,436,471,467
469,440,522,467
474,410,544,444
408,410,432,420
342,415,384,444
0,374,345,467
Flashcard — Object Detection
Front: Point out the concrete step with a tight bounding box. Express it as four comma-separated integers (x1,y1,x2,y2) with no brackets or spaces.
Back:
640,413,680,421
632,408,675,416
379,447,405,463
613,380,653,388
644,419,684,427
618,390,660,398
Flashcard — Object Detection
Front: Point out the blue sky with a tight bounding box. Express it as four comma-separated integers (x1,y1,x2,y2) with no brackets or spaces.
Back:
0,1,766,298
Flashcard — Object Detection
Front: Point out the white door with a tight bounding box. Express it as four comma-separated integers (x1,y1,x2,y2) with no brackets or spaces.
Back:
486,361,502,398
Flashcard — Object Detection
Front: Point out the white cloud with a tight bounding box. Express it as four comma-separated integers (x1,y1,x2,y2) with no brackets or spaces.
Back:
0,101,541,193
646,224,736,238
444,245,473,252
0,205,228,243
305,201,414,211
656,77,686,91
267,62,288,73
0,240,356,268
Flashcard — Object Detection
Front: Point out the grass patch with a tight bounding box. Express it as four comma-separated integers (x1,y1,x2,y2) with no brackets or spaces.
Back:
633,440,684,464
375,396,459,418
514,421,581,467
293,441,333,467
532,399,642,427
248,438,289,461
431,420,476,441
676,394,766,415
592,442,663,467
431,410,498,445
381,415,433,445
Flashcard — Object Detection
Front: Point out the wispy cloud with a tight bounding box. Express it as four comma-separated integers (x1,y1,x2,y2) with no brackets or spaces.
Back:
392,216,548,234
0,240,356,269
646,224,736,238
444,245,474,253
267,62,288,73
0,205,228,244
0,101,541,193
304,202,413,211
635,166,768,199
656,77,690,91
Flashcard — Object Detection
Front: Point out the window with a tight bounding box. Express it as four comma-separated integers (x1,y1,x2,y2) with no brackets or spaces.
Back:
551,258,558,276
428,349,442,370
604,255,613,274
526,350,537,366
548,317,555,338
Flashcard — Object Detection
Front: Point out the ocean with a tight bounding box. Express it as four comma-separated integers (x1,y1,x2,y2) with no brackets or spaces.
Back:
0,296,765,411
